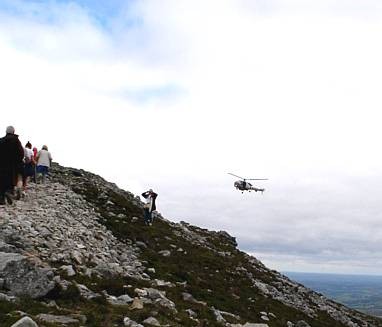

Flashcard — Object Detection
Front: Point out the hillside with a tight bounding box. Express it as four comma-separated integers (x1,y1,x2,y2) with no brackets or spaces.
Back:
0,163,381,327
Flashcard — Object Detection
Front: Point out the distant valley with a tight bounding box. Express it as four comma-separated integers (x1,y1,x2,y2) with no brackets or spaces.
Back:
285,272,382,318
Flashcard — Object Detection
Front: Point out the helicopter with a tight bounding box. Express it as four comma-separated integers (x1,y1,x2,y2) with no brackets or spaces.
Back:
228,173,268,193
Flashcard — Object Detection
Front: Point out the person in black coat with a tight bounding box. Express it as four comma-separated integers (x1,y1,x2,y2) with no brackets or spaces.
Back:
141,189,158,225
0,126,25,205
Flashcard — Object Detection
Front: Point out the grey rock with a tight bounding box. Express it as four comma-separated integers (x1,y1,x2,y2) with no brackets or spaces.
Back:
212,307,226,324
295,322,311,327
212,307,240,323
107,293,134,305
146,288,166,300
60,265,76,277
142,317,161,326
76,283,100,300
70,250,83,264
36,313,79,324
158,250,171,257
10,317,39,327
186,309,197,318
0,291,16,302
135,288,148,297
0,241,18,253
118,294,134,303
152,279,174,287
70,314,87,324
155,297,177,313
0,181,145,285
182,292,196,302
45,300,59,308
56,278,71,291
123,317,144,327
93,262,124,277
0,252,55,298
144,288,177,312
136,241,147,249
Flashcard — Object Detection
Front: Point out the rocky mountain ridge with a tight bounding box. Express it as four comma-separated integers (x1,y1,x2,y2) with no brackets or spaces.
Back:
0,163,381,327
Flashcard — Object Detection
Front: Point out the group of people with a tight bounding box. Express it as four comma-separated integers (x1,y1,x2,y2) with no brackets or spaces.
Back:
0,126,53,205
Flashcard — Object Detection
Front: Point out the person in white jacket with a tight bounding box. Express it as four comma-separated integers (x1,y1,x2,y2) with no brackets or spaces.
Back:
36,145,52,183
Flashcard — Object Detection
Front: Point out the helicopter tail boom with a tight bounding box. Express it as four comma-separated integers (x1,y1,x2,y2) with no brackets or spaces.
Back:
250,187,265,193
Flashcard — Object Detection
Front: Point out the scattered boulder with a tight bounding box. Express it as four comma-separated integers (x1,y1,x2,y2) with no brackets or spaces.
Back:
10,317,39,327
158,250,171,257
60,265,76,277
152,279,174,287
144,288,177,313
185,309,197,318
136,241,147,249
181,292,207,305
135,288,148,297
76,283,100,300
106,293,134,305
142,317,161,326
123,317,144,327
0,252,55,298
36,313,79,324
0,291,17,302
212,307,226,324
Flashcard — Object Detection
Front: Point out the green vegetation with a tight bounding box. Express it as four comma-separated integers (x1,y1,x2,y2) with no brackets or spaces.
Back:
2,164,376,326
50,166,381,327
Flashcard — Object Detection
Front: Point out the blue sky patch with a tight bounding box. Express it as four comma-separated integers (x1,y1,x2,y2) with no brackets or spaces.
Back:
0,0,141,30
121,84,185,104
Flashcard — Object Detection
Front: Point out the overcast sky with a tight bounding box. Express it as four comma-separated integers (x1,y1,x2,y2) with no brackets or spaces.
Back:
1,0,382,275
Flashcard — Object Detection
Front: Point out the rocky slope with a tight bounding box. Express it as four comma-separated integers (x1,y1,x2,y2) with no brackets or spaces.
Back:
0,163,381,327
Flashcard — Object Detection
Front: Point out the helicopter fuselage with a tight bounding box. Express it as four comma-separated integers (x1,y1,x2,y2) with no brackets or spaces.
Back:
234,180,264,193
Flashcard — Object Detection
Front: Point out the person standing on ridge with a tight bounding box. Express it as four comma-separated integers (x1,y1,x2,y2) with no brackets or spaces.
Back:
36,145,52,183
32,147,38,182
32,147,38,161
141,189,158,226
23,142,35,190
0,126,24,205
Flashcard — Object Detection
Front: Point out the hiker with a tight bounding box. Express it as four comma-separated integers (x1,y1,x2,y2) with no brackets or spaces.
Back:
36,145,52,183
141,189,158,225
23,142,35,190
32,147,38,182
32,147,38,161
0,126,24,205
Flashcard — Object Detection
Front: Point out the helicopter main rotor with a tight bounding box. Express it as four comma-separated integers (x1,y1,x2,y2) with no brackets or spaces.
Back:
227,173,268,182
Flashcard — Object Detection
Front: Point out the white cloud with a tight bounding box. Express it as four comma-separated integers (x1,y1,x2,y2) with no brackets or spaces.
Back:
1,0,382,274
